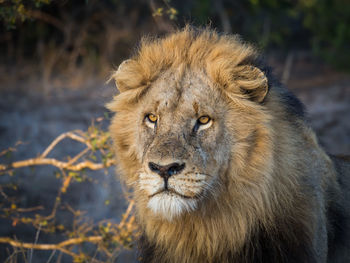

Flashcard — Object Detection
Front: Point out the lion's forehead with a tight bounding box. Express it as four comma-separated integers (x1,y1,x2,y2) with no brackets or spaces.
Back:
144,70,223,119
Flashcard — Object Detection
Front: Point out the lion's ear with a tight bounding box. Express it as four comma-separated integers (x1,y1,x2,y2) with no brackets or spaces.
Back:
110,59,144,93
117,59,132,73
234,65,268,103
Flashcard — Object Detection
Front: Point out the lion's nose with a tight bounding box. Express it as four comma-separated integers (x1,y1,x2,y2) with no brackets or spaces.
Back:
148,162,185,178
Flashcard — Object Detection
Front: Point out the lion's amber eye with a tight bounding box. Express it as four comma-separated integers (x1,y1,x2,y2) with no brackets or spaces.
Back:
198,116,210,125
146,114,158,123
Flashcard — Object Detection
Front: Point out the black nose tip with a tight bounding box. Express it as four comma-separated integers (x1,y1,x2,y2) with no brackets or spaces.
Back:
148,162,185,178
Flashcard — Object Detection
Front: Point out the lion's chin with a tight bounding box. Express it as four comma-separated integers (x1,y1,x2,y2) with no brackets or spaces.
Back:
147,192,198,221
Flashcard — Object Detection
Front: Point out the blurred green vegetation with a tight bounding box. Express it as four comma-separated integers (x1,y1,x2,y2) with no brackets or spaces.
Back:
0,0,349,85
239,0,350,69
0,0,52,29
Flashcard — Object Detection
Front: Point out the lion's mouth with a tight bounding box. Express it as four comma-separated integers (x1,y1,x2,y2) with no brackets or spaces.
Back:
149,188,195,199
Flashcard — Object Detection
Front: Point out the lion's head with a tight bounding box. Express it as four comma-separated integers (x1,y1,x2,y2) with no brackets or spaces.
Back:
107,27,336,263
108,27,274,220
107,27,300,261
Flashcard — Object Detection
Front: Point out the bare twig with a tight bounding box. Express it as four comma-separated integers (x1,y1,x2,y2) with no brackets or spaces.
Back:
40,131,90,158
0,186,8,199
28,224,41,263
66,148,90,167
14,206,44,213
0,141,24,157
45,250,56,263
0,236,103,256
0,157,114,172
0,129,113,173
118,201,135,229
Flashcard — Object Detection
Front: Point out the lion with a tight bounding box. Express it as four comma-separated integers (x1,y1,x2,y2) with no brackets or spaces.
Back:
107,27,350,263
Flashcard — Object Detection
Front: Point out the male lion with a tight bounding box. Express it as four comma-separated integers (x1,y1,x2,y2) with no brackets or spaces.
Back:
108,27,350,262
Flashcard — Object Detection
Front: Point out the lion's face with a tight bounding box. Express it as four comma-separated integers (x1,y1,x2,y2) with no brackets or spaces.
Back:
134,70,232,220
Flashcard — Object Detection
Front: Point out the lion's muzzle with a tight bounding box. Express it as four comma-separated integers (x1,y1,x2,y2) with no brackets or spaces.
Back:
148,162,186,189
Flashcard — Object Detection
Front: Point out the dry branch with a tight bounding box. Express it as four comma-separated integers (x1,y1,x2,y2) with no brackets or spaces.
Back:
0,127,136,261
0,157,114,172
11,206,44,213
0,201,136,259
40,131,90,158
0,236,102,257
0,130,114,173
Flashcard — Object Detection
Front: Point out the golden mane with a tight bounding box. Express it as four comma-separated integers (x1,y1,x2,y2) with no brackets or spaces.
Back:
108,27,346,262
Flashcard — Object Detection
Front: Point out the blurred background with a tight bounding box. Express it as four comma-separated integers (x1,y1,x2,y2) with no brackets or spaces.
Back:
0,0,349,262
